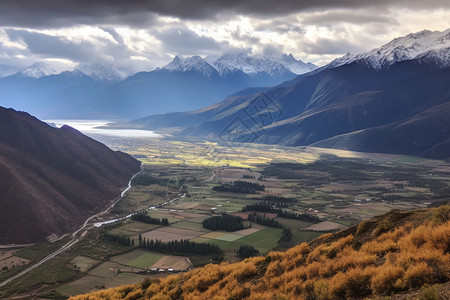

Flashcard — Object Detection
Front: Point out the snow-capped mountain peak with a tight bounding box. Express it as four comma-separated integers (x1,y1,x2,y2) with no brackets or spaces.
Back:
162,55,218,77
76,63,127,82
328,28,450,70
280,53,317,74
212,53,317,76
162,53,317,78
17,62,59,78
213,53,292,77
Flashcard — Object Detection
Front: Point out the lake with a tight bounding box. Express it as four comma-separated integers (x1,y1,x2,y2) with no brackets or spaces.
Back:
46,119,160,138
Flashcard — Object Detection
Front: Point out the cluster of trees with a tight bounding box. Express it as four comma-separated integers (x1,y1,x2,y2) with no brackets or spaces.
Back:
202,214,247,231
278,210,320,223
242,202,320,223
279,227,292,243
131,211,169,225
242,202,277,213
213,181,265,194
238,245,260,259
258,175,269,181
76,206,450,300
247,212,283,229
262,195,294,203
131,173,168,186
138,236,223,255
103,233,133,246
242,175,255,179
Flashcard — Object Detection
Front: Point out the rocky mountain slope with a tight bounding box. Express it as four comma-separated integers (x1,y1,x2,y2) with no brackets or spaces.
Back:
126,29,450,160
0,107,141,244
329,29,450,70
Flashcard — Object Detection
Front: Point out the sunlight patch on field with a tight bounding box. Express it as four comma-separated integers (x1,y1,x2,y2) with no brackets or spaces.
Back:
71,256,98,272
216,233,242,242
200,232,224,239
141,226,204,242
150,255,192,271
111,249,164,269
171,221,209,231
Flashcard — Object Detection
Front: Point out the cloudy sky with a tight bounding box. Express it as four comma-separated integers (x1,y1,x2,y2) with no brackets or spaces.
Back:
0,0,449,74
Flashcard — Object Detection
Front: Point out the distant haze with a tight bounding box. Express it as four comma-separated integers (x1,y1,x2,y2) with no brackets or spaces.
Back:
48,120,160,138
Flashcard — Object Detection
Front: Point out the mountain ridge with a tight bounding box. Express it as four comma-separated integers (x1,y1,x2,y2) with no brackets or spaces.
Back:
123,28,450,160
0,53,316,119
328,28,450,70
0,106,141,244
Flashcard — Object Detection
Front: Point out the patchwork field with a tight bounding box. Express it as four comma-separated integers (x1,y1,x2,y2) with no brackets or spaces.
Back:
233,228,260,236
0,256,30,270
215,233,242,242
227,227,283,253
56,262,150,296
170,221,209,231
0,250,15,261
150,256,192,271
304,221,348,232
110,249,164,269
148,210,204,222
141,226,204,242
107,221,162,237
71,256,98,272
6,138,450,299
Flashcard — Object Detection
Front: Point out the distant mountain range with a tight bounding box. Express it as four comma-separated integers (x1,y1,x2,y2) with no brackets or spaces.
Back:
120,29,450,160
0,54,316,119
0,106,141,244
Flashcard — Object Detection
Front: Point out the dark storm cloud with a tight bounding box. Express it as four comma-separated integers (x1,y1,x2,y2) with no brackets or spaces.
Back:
303,38,367,55
153,27,230,54
301,11,398,26
262,45,284,57
0,2,158,28
0,0,448,27
230,28,260,44
5,29,140,65
6,29,94,61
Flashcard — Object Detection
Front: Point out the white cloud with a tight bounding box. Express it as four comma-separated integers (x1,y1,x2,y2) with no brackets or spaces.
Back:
0,6,449,73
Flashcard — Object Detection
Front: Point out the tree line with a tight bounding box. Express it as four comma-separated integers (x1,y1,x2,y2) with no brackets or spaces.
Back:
262,195,294,203
242,202,320,223
138,236,223,255
247,212,283,228
131,211,169,225
103,233,133,246
202,214,248,231
132,173,168,186
213,181,265,194
238,245,260,259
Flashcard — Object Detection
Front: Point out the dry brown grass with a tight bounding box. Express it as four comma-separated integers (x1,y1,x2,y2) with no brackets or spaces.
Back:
70,206,450,300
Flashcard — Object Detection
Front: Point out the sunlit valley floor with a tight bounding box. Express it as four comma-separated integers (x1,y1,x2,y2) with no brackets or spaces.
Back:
1,133,449,299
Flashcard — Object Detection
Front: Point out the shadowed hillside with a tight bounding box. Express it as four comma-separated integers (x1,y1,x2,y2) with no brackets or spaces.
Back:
122,30,450,160
0,107,141,244
70,206,450,299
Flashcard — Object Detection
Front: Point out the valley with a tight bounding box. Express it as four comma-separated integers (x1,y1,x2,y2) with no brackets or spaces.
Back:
1,136,449,299
1,3,449,298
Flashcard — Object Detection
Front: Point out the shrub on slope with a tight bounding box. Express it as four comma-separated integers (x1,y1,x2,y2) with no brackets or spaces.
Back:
70,206,450,300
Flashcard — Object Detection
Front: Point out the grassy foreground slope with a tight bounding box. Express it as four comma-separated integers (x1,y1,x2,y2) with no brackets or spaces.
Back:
71,206,450,300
